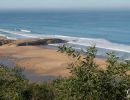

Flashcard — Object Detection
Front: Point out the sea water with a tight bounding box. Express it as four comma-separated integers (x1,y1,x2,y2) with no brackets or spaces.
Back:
0,10,130,58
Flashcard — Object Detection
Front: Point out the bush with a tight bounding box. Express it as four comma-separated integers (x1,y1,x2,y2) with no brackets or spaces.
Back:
27,82,55,100
0,65,29,100
55,45,130,100
0,65,55,100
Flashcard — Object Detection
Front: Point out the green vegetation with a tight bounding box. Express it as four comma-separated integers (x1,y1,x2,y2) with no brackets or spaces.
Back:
1,45,130,100
0,65,54,100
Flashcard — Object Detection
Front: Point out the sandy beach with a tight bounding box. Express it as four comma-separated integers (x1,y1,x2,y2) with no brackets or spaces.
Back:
0,38,106,80
0,46,106,75
0,45,71,76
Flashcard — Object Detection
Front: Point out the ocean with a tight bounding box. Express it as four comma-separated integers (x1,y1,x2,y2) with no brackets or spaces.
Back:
0,10,130,58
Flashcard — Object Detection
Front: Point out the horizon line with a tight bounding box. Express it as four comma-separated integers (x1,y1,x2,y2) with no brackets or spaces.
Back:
0,8,130,12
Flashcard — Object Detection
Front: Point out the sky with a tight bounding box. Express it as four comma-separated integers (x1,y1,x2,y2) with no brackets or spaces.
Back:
0,0,130,10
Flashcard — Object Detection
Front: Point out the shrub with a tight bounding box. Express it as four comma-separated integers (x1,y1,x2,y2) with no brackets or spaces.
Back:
0,65,55,100
55,45,130,100
0,65,29,100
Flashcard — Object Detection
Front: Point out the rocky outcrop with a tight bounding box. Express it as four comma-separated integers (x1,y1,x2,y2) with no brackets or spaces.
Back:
0,36,14,46
0,36,67,46
17,38,67,46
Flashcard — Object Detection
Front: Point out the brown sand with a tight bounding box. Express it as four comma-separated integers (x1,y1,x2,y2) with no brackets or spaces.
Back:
0,45,106,77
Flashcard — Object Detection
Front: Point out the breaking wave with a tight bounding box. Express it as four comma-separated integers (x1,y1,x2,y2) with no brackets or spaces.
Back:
15,29,31,33
0,28,130,54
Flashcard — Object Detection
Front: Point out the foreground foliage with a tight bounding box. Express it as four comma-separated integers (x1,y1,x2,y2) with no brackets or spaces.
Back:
0,45,130,100
56,45,130,100
0,65,54,100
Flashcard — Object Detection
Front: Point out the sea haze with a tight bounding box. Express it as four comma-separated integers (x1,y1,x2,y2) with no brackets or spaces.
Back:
0,10,130,58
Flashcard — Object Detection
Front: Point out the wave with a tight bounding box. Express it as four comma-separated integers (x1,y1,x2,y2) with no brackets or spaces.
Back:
0,29,36,38
0,33,16,40
20,30,31,33
45,35,130,53
0,33,6,37
0,28,130,53
15,28,31,33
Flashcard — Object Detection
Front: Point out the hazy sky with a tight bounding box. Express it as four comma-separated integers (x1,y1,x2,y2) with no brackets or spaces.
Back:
0,0,130,10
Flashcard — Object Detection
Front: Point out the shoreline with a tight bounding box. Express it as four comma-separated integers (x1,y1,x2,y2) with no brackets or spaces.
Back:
0,37,106,81
1,29,130,55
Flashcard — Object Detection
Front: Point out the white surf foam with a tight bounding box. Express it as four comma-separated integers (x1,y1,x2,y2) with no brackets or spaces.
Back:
47,35,130,53
0,29,36,38
0,33,6,37
0,33,16,40
20,29,31,33
15,28,31,33
0,28,130,53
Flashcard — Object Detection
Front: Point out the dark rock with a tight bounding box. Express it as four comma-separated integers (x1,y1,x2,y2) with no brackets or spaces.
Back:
0,37,14,46
17,38,67,46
